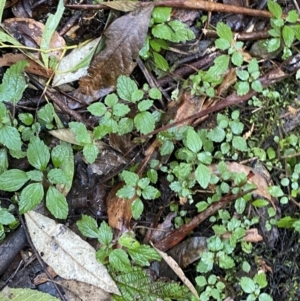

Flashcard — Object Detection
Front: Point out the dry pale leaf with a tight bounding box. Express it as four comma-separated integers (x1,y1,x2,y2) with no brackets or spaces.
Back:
78,3,153,100
243,228,263,243
151,243,199,299
25,211,120,295
52,37,101,87
57,279,112,301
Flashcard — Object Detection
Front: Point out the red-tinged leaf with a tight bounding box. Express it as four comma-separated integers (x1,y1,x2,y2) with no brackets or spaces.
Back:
79,3,154,100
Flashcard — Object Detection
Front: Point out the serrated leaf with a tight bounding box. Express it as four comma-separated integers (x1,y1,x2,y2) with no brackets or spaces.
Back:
47,168,67,185
195,164,211,189
77,214,99,239
240,276,255,293
168,20,195,42
117,75,138,101
0,169,29,191
118,117,133,135
282,25,295,48
267,38,281,52
0,287,60,301
24,211,120,294
207,54,230,77
46,186,68,219
231,51,243,66
286,10,299,23
19,183,44,213
138,99,153,112
38,103,55,125
0,208,16,225
160,140,174,155
236,81,250,96
152,23,173,40
19,113,34,125
113,103,130,117
142,185,160,199
83,143,99,164
131,198,144,219
26,170,44,182
184,128,202,153
149,87,162,100
98,221,113,245
268,185,284,197
232,136,248,151
69,122,91,145
216,22,233,42
121,170,139,186
267,0,282,19
152,7,171,23
0,125,22,152
134,111,155,134
116,185,136,199
215,38,230,50
251,80,263,92
88,102,107,117
128,245,161,266
109,249,131,272
153,51,169,71
207,126,226,142
0,60,28,104
27,137,50,171
79,4,153,100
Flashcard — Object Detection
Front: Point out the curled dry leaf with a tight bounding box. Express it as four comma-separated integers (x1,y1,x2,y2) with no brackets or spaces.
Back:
78,3,153,100
2,17,65,62
25,211,120,295
151,243,199,299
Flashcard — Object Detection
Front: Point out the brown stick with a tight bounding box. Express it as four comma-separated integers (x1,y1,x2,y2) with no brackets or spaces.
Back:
154,188,255,252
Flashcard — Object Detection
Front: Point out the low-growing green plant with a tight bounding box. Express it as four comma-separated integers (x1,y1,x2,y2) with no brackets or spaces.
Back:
139,7,195,72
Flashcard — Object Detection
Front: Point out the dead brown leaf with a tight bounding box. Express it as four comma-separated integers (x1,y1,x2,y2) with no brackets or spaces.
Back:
79,3,153,100
243,228,263,242
3,18,65,61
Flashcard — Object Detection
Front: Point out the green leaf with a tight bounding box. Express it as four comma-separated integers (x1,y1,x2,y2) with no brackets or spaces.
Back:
119,233,140,250
121,170,139,186
184,128,202,153
218,253,235,269
152,52,169,71
268,185,284,197
105,93,119,107
88,102,107,116
117,75,138,102
197,151,212,164
195,163,211,189
128,245,161,266
37,103,54,126
77,214,99,239
47,168,67,185
51,144,71,168
40,0,65,69
152,7,171,23
0,208,16,225
152,23,173,40
267,0,282,19
69,121,91,145
215,38,231,50
149,87,162,100
208,55,230,76
259,293,273,301
232,136,247,151
27,137,50,171
46,186,68,219
113,103,130,117
248,58,259,74
168,20,195,42
160,140,174,155
19,183,44,213
196,201,209,212
236,81,250,96
282,25,295,48
0,148,8,174
116,185,136,199
286,10,299,23
137,178,150,190
138,99,153,112
207,126,226,142
254,273,268,288
26,170,43,182
0,169,29,191
216,22,233,42
231,51,243,66
147,169,158,184
0,125,22,152
83,143,99,164
267,38,281,52
134,111,155,134
196,275,207,287
240,277,256,293
109,249,131,272
131,198,144,219
141,185,161,199
0,288,61,301
0,60,29,104
19,113,34,126
98,220,113,245
118,117,133,135
236,70,249,81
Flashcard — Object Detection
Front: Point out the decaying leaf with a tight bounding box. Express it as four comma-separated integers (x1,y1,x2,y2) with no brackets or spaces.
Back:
0,287,60,301
102,1,142,12
57,279,112,301
2,18,65,61
25,211,120,295
52,37,101,87
78,3,154,100
152,243,199,299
